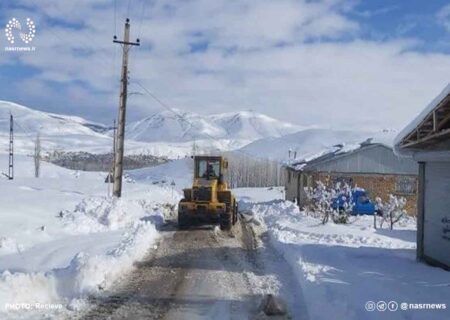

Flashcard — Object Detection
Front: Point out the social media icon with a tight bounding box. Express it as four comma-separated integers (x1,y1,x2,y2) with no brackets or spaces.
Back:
400,302,408,310
365,301,376,311
377,301,387,311
388,301,398,311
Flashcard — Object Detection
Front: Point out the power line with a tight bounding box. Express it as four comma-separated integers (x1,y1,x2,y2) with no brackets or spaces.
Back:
46,27,113,72
132,80,279,162
114,0,118,35
36,4,281,164
127,0,133,19
42,3,118,76
13,119,36,142
41,2,137,104
131,81,211,140
137,0,148,39
45,23,122,113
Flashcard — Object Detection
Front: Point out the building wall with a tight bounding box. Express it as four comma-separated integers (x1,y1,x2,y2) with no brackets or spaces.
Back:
296,171,417,216
284,168,299,202
420,161,450,269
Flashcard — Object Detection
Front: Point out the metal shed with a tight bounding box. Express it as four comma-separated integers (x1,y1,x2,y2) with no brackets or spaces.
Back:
395,83,450,270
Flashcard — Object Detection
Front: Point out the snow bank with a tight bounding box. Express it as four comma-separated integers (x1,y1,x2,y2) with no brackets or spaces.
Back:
0,222,158,316
236,188,450,320
54,223,157,299
0,195,162,317
62,196,165,233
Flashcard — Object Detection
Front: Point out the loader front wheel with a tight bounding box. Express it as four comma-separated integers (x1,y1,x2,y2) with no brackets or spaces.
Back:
220,211,232,230
232,201,238,225
178,211,189,229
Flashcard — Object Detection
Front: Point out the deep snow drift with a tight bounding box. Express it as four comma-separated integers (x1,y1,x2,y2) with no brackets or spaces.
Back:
236,188,450,320
0,155,182,319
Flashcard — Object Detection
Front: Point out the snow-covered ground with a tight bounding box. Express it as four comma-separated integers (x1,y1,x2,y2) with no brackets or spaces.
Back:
0,155,183,319
236,187,450,320
2,153,448,320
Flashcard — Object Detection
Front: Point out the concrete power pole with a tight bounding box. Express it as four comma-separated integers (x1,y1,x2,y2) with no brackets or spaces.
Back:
112,118,116,175
34,132,41,178
8,114,13,180
112,19,140,197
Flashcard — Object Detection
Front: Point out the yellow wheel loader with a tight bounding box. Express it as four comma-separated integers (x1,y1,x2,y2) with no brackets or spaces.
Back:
178,156,238,230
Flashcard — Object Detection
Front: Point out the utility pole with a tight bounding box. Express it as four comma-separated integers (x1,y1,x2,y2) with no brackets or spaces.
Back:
112,18,140,197
112,118,117,175
34,132,41,178
8,114,13,180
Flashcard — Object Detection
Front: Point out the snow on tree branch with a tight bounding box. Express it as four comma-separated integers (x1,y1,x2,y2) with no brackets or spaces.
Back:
375,195,407,230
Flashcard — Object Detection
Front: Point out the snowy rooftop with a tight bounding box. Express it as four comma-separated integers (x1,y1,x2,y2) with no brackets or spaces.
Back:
285,140,389,172
394,83,450,155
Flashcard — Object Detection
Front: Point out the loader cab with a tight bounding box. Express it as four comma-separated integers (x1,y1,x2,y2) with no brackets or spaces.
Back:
194,156,226,181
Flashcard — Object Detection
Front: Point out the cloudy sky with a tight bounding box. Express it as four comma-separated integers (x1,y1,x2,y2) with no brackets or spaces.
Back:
0,0,450,130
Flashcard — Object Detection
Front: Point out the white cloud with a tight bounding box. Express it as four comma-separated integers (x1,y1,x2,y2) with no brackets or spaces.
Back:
1,0,449,132
437,3,450,32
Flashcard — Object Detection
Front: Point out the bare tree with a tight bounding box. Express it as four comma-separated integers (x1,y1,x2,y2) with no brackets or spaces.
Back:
34,133,41,178
375,195,407,230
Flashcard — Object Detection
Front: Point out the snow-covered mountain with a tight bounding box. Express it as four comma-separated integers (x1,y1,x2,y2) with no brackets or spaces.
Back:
0,101,117,155
208,111,302,140
125,109,303,142
239,128,398,161
0,101,307,158
125,109,223,142
0,100,108,136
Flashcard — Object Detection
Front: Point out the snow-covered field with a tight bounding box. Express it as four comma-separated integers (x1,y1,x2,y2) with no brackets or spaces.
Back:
236,187,450,320
1,154,449,320
0,155,187,319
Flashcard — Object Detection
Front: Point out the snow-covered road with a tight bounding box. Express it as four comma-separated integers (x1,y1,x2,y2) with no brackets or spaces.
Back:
76,219,307,320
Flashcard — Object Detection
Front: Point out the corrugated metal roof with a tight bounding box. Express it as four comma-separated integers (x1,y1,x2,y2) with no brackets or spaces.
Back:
288,143,418,175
